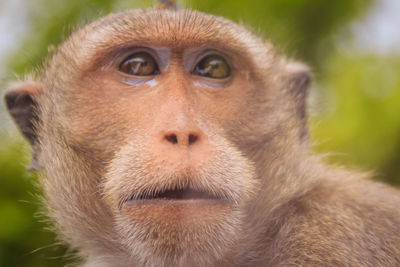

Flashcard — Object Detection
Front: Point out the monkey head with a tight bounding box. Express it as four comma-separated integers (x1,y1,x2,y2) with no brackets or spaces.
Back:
4,4,310,267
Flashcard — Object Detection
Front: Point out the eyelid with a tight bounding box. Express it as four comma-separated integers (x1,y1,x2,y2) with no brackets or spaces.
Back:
189,49,234,75
192,54,231,79
114,46,171,73
119,52,159,76
185,49,233,75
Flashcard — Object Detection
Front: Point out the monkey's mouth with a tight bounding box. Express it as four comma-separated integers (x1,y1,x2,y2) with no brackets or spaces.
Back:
128,188,223,202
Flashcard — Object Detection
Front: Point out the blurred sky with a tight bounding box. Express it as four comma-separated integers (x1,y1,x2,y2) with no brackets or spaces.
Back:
354,0,400,54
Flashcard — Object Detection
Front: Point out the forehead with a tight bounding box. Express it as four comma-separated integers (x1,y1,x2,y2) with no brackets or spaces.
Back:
57,9,262,63
88,9,245,47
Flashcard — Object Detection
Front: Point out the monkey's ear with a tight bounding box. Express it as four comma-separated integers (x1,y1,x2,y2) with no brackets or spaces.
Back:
4,81,43,170
285,62,311,142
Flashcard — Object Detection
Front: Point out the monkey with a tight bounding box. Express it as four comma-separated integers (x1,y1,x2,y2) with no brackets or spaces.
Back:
4,0,400,266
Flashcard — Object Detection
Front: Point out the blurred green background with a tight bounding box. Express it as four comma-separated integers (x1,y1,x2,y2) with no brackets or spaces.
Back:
0,0,399,266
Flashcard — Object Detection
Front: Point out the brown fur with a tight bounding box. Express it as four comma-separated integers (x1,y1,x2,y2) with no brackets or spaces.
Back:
156,0,177,10
4,3,400,267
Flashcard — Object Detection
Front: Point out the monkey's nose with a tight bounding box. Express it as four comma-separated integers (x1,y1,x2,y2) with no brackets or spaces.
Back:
164,132,200,146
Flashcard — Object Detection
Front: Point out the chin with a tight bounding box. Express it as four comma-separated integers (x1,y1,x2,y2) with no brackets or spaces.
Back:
116,197,243,266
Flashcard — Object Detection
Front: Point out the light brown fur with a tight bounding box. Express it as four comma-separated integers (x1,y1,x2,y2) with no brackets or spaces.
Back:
4,3,400,267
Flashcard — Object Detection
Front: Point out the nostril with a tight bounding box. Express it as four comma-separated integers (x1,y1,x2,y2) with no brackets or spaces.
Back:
165,134,178,144
164,133,200,146
188,134,198,145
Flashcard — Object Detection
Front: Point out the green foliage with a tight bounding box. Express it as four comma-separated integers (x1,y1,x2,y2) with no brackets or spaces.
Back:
312,53,400,185
11,0,115,75
0,137,70,267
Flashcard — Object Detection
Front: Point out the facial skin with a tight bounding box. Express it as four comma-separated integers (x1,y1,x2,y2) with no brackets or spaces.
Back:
4,4,400,267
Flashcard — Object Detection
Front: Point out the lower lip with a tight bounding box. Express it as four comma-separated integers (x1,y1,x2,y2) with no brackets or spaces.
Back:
125,198,227,206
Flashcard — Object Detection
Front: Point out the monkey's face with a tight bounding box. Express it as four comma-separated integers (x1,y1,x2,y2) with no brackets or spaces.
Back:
36,10,265,263
96,42,258,260
6,8,309,266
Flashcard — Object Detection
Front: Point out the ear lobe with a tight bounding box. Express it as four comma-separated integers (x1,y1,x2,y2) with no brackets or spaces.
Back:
285,62,312,142
4,81,43,170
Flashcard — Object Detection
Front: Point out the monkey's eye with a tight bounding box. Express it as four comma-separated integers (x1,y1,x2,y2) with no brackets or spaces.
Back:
119,52,159,76
193,55,231,79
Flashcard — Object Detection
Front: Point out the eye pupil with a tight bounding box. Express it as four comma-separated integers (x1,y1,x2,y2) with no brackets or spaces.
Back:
119,52,159,76
193,55,231,79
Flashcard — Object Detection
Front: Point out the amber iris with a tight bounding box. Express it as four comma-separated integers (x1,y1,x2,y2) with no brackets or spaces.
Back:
194,55,231,79
119,52,159,76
